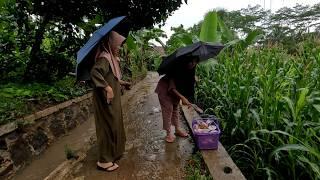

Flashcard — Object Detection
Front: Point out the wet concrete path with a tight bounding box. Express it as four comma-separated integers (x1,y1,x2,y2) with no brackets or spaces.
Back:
74,72,194,180
14,117,96,180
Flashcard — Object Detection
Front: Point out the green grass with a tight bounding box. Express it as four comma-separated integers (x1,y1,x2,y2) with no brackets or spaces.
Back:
185,152,213,180
0,76,87,125
195,41,320,179
64,145,78,160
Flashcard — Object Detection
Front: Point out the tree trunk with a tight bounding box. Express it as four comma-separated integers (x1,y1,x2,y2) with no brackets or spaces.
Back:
23,15,49,82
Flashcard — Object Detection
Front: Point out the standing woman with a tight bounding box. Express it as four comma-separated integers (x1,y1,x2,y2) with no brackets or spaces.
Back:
90,31,129,172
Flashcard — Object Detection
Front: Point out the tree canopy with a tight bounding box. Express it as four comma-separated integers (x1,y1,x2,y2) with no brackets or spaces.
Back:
166,3,320,53
1,0,185,82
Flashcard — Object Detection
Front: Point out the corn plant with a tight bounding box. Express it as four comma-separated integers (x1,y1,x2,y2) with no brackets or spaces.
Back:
195,39,320,179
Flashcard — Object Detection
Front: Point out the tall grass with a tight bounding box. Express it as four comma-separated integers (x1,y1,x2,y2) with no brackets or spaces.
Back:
196,40,320,179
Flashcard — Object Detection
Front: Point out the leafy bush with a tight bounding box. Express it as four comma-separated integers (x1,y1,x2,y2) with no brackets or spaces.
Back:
149,53,162,71
0,76,87,125
0,0,29,83
23,51,75,83
121,29,164,81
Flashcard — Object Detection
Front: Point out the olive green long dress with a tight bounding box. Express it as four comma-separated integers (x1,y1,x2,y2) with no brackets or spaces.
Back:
90,57,126,163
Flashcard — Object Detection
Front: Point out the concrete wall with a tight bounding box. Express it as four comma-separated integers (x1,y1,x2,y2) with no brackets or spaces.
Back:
0,93,93,178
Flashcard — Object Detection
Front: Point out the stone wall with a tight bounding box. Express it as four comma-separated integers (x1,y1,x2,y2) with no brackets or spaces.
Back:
0,93,93,178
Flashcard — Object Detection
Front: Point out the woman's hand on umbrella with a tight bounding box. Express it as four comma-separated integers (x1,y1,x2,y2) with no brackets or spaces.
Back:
104,86,114,104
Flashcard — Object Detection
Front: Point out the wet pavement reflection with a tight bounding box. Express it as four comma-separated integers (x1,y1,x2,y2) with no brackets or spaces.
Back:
75,72,194,180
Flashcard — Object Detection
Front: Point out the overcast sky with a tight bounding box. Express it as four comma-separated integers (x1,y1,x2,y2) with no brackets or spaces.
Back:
160,0,319,39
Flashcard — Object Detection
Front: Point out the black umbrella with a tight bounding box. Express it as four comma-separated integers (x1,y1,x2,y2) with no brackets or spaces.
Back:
157,41,224,75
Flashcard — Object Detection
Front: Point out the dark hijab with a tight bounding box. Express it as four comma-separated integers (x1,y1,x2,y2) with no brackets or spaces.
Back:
167,56,197,102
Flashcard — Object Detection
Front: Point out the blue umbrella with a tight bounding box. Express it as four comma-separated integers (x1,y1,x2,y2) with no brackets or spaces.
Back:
76,16,126,81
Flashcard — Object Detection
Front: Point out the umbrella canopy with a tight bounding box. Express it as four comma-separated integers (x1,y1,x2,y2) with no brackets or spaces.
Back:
76,16,126,81
157,41,224,75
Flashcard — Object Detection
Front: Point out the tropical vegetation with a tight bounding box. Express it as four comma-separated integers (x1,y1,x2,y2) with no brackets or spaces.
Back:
165,4,320,179
1,1,319,179
0,0,181,124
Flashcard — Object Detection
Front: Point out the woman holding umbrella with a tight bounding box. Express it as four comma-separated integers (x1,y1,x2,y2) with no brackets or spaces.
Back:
155,56,199,143
156,41,224,143
90,30,130,171
76,16,130,172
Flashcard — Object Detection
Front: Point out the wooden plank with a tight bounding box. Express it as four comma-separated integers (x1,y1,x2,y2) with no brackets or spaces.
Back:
182,105,246,180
